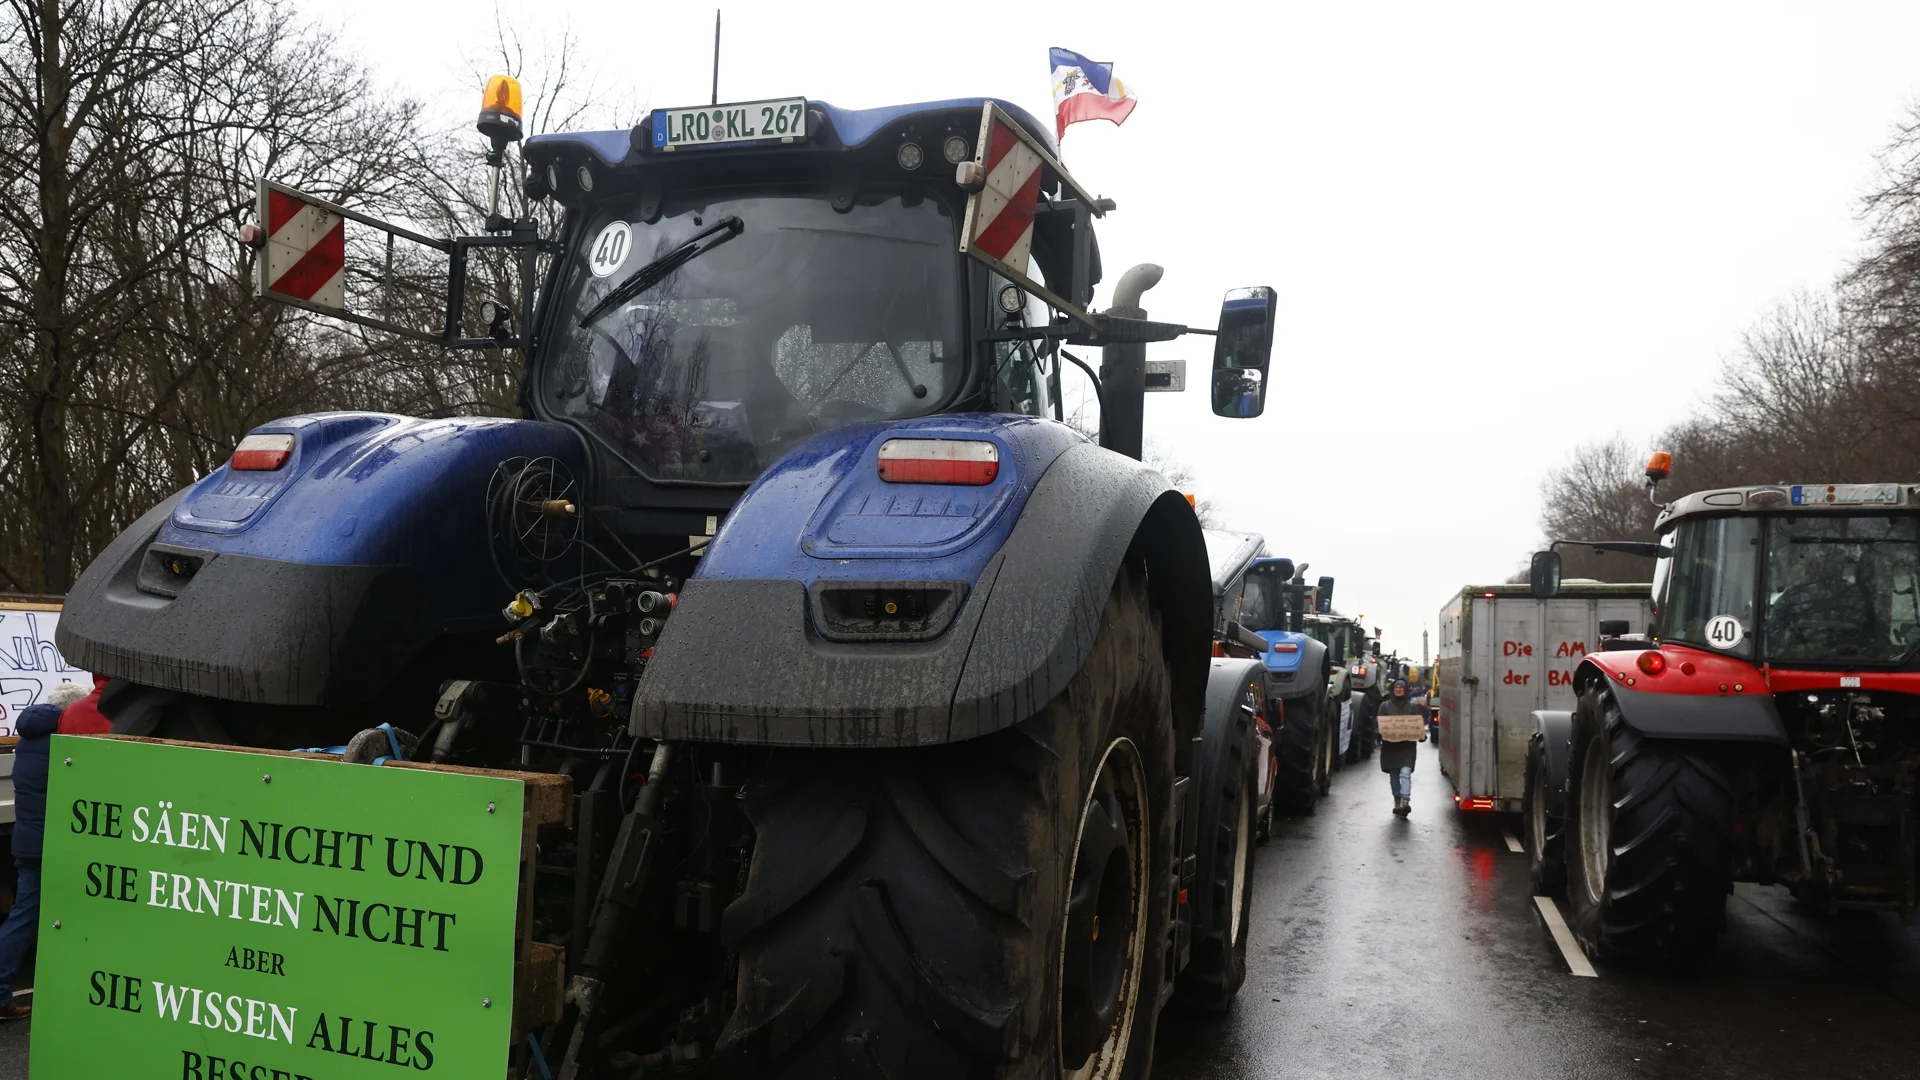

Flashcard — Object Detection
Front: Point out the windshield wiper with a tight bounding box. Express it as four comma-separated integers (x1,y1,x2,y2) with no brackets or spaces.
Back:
579,216,744,328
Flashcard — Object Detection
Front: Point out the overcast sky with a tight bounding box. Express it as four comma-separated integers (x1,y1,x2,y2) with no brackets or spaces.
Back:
329,0,1920,656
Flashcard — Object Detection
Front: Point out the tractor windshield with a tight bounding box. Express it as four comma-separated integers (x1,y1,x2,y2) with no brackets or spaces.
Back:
1763,515,1920,664
543,191,963,484
1238,564,1289,632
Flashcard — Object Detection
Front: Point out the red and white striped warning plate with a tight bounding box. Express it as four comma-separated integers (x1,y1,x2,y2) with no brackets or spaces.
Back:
967,116,1043,276
262,187,346,309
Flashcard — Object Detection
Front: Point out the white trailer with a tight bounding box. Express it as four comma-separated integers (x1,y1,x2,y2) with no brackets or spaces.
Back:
1434,582,1651,812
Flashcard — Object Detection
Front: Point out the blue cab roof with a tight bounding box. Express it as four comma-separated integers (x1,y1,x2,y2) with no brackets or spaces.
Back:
525,97,1057,168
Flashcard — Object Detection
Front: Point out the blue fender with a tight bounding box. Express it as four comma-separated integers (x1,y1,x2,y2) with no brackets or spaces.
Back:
57,412,581,705
1256,629,1328,705
632,413,1213,746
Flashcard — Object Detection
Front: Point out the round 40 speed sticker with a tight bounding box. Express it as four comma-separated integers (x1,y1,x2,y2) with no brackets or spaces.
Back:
588,221,632,278
1705,614,1745,650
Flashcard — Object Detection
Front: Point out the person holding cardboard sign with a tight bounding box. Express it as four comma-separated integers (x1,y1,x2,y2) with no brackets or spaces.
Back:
1377,677,1426,817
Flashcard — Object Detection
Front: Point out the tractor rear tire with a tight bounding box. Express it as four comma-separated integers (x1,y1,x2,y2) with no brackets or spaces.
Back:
1271,691,1324,816
1522,732,1565,897
1173,666,1260,1012
97,681,360,749
1340,696,1361,766
1316,699,1337,793
714,565,1175,1079
1565,688,1733,968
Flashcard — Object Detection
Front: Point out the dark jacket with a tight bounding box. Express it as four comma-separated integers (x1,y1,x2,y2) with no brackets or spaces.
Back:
11,703,61,861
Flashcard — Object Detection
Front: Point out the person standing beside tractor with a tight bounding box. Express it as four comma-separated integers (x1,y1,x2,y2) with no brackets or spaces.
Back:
1377,677,1426,816
0,680,88,1019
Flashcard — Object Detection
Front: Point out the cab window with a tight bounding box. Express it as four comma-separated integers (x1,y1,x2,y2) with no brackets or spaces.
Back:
988,272,1057,419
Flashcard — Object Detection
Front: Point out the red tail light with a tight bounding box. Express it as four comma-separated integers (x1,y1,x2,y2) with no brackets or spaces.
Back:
876,439,999,484
1637,651,1666,676
1273,642,1298,653
231,433,294,471
1458,797,1495,811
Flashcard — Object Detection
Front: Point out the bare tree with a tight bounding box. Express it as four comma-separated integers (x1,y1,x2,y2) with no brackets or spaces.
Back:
0,0,429,590
1535,434,1659,581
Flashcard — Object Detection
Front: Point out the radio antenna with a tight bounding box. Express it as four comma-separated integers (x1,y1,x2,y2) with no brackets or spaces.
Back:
711,10,721,105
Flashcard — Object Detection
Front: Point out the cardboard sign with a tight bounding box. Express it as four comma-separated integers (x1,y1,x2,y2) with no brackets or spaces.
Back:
32,737,524,1078
0,603,92,737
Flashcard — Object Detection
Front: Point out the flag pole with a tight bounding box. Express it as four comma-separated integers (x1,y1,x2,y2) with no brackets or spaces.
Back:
711,10,721,105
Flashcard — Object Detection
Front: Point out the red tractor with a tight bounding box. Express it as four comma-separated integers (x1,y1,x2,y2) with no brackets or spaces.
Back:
1524,454,1920,966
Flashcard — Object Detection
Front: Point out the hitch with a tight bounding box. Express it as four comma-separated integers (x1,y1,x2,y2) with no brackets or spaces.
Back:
556,741,678,1080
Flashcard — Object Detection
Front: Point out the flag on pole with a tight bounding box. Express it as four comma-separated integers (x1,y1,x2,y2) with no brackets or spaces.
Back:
1050,47,1138,140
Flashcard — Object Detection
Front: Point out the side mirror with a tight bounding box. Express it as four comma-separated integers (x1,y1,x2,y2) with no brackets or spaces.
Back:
1529,550,1562,598
1210,286,1275,418
1316,575,1334,613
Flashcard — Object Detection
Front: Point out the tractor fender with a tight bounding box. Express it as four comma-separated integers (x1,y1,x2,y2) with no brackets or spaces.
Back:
1573,655,1787,744
632,423,1211,747
56,413,580,705
1530,709,1574,815
1257,632,1327,704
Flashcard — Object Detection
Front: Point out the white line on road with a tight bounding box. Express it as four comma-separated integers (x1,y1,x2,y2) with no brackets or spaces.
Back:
1533,896,1599,978
1502,830,1524,853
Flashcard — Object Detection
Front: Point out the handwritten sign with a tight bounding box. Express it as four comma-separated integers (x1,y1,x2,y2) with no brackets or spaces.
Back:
32,736,522,1078
0,605,92,735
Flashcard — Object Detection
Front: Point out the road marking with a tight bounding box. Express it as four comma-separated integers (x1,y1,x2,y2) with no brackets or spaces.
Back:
1502,830,1524,853
1533,896,1599,978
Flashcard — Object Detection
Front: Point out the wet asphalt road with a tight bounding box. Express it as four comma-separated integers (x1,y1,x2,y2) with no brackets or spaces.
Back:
0,739,1915,1077
1152,738,1920,1079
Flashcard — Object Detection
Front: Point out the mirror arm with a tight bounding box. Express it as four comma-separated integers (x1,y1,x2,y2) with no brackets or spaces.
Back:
1547,539,1670,559
1065,315,1207,347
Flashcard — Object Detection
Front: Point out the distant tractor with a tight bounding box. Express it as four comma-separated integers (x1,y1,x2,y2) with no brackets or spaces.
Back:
1526,455,1920,966
1227,557,1336,814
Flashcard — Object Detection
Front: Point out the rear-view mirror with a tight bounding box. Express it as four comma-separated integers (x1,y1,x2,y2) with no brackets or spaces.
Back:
1316,575,1334,614
1529,550,1562,598
1210,286,1275,418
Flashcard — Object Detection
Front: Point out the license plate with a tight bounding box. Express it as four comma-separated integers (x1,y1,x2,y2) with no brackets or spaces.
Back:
652,97,807,150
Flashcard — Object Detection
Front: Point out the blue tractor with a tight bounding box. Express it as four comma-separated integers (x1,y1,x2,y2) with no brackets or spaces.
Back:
1233,557,1337,814
58,80,1275,1077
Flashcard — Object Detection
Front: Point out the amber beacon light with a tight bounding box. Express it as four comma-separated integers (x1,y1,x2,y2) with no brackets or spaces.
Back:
477,74,524,144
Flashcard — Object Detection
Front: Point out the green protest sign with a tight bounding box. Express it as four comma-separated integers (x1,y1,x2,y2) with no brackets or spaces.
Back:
31,735,525,1079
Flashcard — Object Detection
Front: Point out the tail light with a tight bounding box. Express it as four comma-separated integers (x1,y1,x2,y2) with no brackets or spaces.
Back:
231,433,294,471
876,439,999,484
1636,651,1666,676
1458,796,1495,811
1273,642,1298,653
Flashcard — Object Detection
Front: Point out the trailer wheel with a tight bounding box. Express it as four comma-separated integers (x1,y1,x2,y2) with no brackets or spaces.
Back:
1564,689,1733,967
1521,732,1564,896
1173,669,1260,1011
1270,690,1324,816
714,566,1174,1079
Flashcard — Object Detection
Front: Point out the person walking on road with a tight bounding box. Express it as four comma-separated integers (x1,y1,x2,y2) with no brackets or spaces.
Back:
0,681,87,1019
1378,676,1425,817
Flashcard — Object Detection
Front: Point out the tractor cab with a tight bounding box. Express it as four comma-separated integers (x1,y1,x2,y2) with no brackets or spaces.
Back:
1650,485,1920,669
254,83,1276,556
1533,481,1920,672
